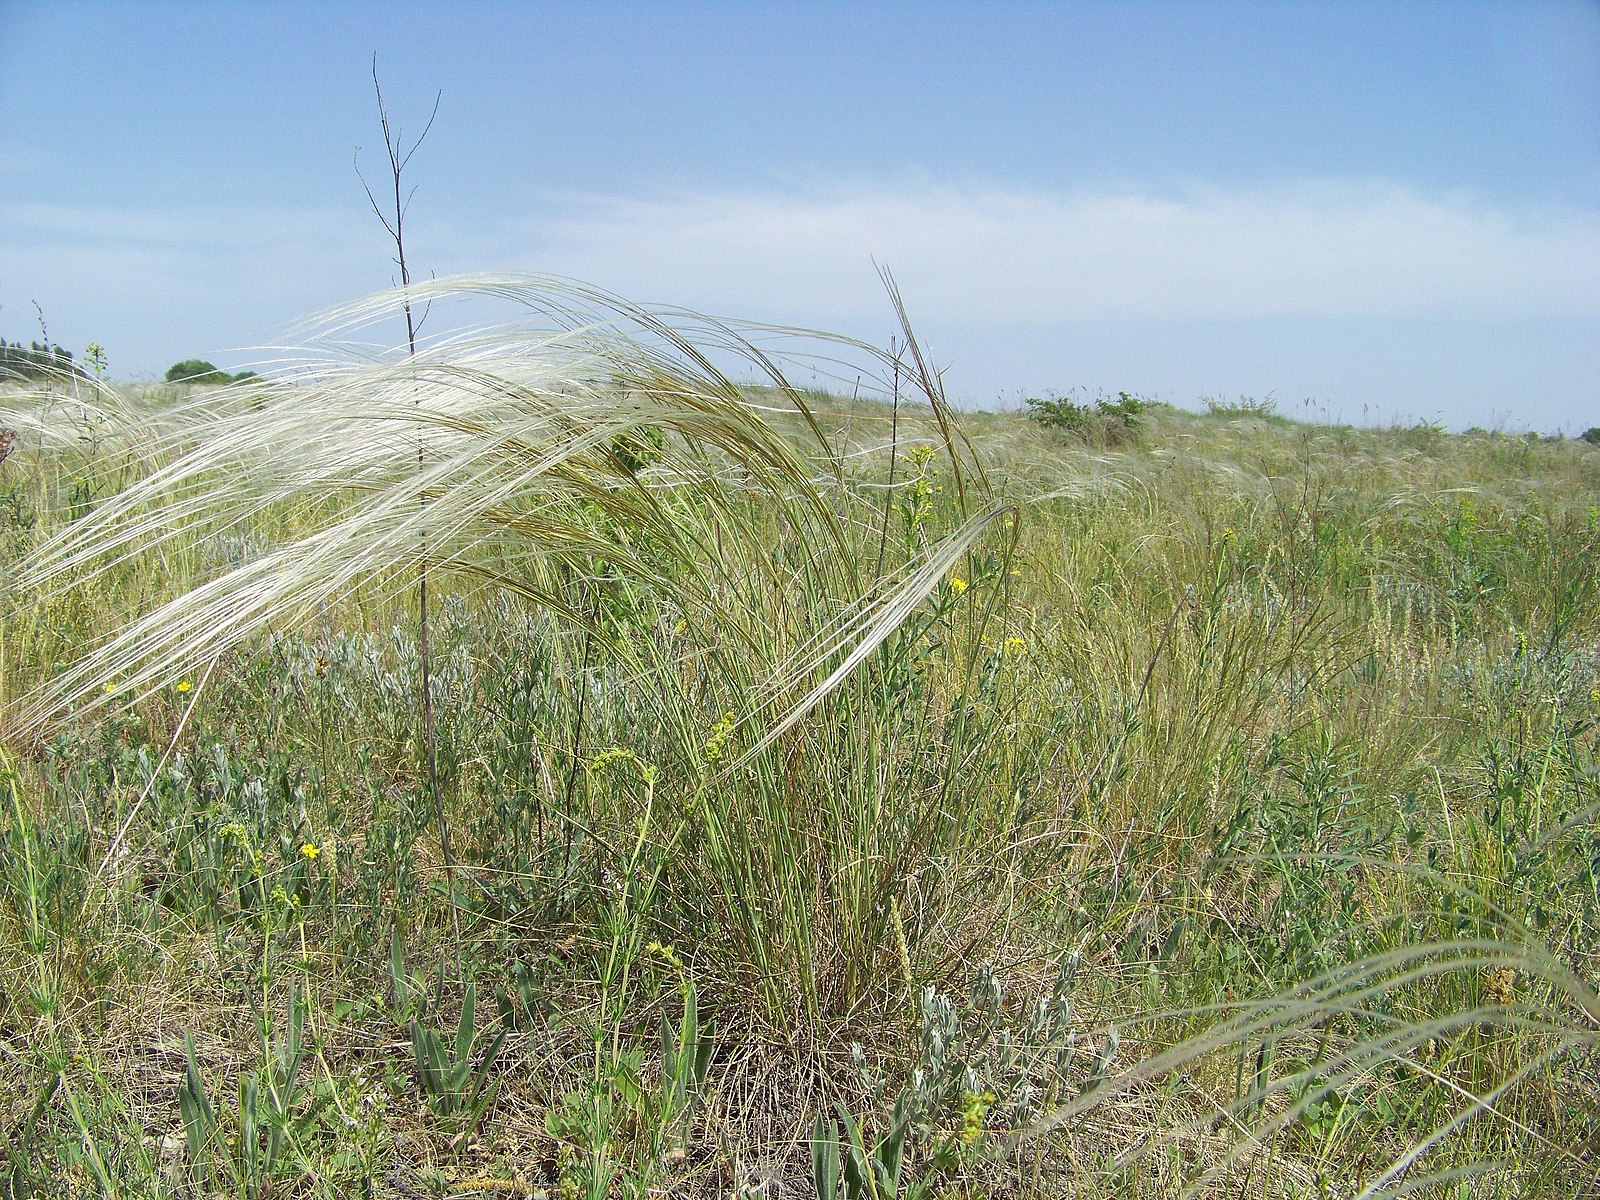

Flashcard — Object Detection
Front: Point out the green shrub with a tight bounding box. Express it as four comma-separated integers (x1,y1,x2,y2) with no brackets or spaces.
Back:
1025,389,1148,444
165,359,255,385
1582,426,1600,445
1204,393,1280,419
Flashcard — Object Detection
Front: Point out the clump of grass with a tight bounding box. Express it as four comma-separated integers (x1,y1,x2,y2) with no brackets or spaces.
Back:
4,275,1017,1028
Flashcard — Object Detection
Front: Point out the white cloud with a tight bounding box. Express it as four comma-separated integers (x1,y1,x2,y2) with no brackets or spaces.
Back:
9,179,1596,336
502,178,1600,324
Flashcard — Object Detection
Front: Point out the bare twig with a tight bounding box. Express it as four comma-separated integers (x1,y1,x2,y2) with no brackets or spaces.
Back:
358,58,457,913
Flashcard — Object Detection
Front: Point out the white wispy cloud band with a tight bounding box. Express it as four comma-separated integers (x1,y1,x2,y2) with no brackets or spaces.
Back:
515,178,1600,323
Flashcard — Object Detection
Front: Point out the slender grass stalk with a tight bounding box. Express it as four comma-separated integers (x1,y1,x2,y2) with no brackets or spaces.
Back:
1026,936,1598,1194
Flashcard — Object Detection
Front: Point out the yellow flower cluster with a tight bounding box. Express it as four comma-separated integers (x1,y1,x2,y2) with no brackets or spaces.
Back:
646,941,684,971
948,577,968,596
702,711,737,765
958,1089,995,1146
588,747,633,772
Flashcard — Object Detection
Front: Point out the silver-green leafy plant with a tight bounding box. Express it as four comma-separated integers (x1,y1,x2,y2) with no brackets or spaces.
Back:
814,952,1105,1200
406,980,507,1130
654,963,713,1157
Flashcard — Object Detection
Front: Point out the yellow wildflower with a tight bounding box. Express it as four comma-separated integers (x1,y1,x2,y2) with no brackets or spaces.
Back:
588,747,632,772
702,712,737,765
1004,636,1026,655
175,679,193,693
959,1090,995,1146
646,941,684,971
299,842,321,860
948,577,968,596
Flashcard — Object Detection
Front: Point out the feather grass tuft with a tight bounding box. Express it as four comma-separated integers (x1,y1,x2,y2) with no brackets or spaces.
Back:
3,274,991,751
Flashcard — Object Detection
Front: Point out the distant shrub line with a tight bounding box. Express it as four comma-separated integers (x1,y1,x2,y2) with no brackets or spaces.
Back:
0,337,86,383
0,343,267,388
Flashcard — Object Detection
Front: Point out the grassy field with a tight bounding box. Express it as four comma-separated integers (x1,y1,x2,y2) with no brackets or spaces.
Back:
1,285,1597,1198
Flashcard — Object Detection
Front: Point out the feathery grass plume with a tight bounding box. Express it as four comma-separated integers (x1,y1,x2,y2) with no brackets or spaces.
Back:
1,273,994,743
0,276,1019,1025
0,361,164,470
1026,934,1598,1195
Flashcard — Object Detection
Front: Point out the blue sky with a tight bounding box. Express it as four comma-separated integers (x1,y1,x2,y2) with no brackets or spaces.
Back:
2,1,1597,430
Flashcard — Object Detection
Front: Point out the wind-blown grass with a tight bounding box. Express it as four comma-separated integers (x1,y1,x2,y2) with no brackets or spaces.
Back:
6,276,995,738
